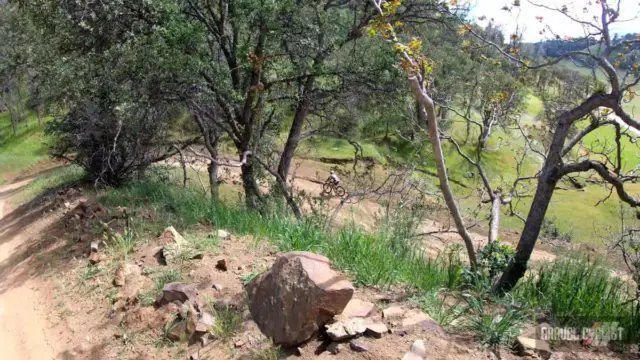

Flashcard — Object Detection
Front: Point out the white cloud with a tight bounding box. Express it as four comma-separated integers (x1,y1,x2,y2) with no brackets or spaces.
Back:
467,0,640,42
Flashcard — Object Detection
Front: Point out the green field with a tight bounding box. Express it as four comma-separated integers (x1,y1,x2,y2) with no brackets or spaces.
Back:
0,112,49,184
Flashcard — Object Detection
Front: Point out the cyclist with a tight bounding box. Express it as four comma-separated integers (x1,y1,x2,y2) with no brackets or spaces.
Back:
329,171,341,186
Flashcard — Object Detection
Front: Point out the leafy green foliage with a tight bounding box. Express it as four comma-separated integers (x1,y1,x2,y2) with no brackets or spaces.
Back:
478,241,515,279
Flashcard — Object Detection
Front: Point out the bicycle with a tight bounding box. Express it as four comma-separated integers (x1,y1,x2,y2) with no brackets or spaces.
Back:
321,177,346,197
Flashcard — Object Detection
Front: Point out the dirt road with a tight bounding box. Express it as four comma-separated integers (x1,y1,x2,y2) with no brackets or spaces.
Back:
0,179,55,360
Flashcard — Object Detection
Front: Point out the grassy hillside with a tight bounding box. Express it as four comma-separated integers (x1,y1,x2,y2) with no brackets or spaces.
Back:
0,112,49,184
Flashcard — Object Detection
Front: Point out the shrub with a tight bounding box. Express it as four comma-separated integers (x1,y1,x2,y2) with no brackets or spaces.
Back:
47,100,179,186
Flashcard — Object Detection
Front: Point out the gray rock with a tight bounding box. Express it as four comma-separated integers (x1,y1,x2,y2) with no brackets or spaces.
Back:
341,298,375,318
216,229,231,239
247,252,354,347
402,310,444,333
382,305,405,319
343,318,367,336
515,336,551,356
195,312,215,334
326,322,350,341
365,322,388,338
349,341,368,352
156,283,199,307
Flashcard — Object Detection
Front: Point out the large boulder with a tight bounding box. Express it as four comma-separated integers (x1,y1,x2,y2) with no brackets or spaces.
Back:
247,251,354,347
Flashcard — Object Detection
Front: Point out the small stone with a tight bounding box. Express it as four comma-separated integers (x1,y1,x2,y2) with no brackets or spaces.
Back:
113,263,140,287
349,341,368,352
382,306,405,319
294,347,303,356
185,302,198,335
515,336,552,356
396,330,408,337
90,240,100,253
327,343,342,355
216,259,228,271
365,323,388,338
195,312,215,333
159,226,187,245
234,339,246,348
216,229,230,239
326,322,350,341
411,340,427,357
88,252,104,265
114,268,126,287
343,318,367,336
212,284,224,292
156,283,199,307
200,333,211,347
341,299,375,318
402,311,444,333
189,352,199,360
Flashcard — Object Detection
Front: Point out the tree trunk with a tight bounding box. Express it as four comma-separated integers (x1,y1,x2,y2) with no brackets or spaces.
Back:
494,113,576,293
241,160,262,209
411,80,478,267
488,193,501,244
494,175,557,293
208,159,219,201
277,96,311,181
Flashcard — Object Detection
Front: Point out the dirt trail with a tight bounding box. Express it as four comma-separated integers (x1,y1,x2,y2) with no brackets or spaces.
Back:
0,179,56,360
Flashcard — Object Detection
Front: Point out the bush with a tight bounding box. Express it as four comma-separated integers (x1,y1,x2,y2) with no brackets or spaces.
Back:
540,217,573,243
47,100,179,186
461,241,514,292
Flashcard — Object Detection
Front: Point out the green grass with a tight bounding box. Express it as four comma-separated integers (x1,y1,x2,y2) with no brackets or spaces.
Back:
514,258,640,343
19,165,84,200
0,111,49,184
208,306,243,340
99,180,463,292
298,136,387,163
139,268,183,307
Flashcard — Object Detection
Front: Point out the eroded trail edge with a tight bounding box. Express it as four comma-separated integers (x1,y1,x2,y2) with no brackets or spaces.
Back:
0,181,55,360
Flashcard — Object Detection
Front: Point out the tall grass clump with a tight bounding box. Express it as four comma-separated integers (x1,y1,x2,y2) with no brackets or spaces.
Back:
514,258,640,343
99,181,463,292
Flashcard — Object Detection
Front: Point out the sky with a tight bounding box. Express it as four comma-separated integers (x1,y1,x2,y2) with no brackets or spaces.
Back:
467,0,640,42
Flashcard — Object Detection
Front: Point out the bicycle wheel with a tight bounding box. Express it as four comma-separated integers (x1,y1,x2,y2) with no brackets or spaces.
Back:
322,181,333,195
335,186,346,197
